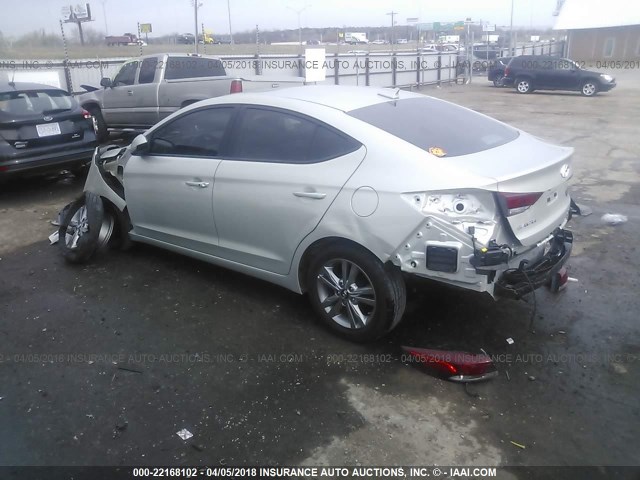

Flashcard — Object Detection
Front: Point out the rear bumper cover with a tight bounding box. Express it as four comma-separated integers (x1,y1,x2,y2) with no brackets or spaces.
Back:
0,145,95,176
495,228,573,299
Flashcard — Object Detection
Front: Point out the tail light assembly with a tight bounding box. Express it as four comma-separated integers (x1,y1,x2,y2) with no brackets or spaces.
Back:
402,346,498,382
497,192,542,216
229,79,243,94
81,109,92,119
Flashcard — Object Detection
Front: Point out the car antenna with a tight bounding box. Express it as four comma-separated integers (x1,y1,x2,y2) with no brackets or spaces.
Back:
377,87,400,100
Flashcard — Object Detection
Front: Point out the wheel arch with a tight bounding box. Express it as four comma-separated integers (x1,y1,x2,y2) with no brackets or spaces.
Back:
297,236,397,293
100,196,133,248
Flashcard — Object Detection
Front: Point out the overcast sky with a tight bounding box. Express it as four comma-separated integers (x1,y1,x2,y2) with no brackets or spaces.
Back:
2,0,560,38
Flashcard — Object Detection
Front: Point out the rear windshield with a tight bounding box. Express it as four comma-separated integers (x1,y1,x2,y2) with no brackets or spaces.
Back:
165,57,226,80
0,89,75,119
348,97,519,157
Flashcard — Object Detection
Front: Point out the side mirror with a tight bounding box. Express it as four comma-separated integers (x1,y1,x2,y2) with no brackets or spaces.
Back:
100,77,112,88
130,134,149,155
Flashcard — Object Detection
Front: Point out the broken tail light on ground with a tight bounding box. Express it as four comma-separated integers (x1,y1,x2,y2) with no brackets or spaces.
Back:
401,346,498,382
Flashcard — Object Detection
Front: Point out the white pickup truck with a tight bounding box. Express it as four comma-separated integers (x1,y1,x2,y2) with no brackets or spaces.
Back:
78,53,305,141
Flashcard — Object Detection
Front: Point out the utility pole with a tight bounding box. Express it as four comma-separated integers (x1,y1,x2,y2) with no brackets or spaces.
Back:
510,0,515,55
386,11,398,46
227,0,234,45
101,0,108,35
192,0,202,54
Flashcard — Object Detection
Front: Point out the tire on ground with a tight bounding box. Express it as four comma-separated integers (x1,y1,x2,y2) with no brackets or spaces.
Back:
86,106,108,143
58,192,105,264
306,243,407,342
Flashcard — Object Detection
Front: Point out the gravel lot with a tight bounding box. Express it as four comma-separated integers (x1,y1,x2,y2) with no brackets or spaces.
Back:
1,76,639,476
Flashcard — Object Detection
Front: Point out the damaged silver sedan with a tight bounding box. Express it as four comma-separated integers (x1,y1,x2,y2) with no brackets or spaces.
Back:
54,86,574,341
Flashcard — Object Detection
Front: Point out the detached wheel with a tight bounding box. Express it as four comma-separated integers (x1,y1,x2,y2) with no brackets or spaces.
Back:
307,244,406,342
86,106,108,143
581,80,598,97
515,77,533,94
493,74,505,87
58,192,114,264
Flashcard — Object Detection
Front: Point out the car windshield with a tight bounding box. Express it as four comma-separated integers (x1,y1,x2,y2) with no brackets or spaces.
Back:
348,97,519,157
0,89,75,119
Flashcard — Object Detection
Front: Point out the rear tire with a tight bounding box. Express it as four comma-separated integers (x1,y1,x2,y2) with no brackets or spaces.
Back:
58,192,114,264
515,77,533,94
493,74,505,87
306,244,406,342
86,106,108,143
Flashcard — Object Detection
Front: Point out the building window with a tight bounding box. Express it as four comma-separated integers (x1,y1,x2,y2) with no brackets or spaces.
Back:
603,37,615,58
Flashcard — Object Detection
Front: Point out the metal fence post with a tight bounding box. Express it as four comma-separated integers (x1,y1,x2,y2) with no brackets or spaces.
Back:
392,52,397,87
297,54,304,78
437,53,442,86
334,53,339,85
416,53,421,85
365,53,370,86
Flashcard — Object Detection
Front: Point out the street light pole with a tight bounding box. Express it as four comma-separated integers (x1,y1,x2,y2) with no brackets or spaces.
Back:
287,5,310,50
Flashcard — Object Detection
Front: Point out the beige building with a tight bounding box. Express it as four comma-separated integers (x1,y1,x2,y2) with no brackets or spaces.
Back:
553,0,640,61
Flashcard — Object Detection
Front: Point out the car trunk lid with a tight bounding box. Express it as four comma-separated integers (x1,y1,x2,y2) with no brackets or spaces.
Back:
450,132,574,246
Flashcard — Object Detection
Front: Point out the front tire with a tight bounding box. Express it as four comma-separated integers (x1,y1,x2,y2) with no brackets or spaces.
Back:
58,192,114,264
306,244,406,342
581,80,599,97
515,77,533,94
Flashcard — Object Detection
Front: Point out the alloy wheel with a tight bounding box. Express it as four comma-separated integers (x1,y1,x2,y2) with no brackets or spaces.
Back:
316,258,377,330
582,82,597,96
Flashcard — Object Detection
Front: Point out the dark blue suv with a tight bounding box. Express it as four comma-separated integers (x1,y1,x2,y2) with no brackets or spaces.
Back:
502,55,616,96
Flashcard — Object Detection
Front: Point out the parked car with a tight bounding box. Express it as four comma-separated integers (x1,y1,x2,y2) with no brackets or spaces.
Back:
487,57,513,87
56,86,573,342
370,39,386,45
503,55,616,96
77,54,305,142
0,81,96,178
176,33,195,44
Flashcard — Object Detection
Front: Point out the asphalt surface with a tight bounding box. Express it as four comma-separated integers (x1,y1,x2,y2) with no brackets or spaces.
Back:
1,76,639,477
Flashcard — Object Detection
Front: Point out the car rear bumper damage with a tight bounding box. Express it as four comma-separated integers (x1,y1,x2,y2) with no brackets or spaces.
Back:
494,228,573,299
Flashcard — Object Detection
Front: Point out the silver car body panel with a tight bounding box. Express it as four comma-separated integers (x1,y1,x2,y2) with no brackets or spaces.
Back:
84,86,573,297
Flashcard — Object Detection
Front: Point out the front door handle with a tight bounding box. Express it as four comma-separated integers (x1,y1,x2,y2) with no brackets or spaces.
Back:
127,90,134,96
185,181,210,188
293,191,326,199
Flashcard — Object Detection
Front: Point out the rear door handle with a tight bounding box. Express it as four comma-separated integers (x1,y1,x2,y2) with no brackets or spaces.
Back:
185,181,210,188
293,191,326,199
127,90,134,96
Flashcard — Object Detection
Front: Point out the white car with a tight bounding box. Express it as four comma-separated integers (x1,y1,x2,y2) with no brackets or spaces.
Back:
56,86,574,342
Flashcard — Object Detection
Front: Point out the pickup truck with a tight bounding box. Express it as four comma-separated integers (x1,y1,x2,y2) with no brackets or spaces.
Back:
78,53,305,141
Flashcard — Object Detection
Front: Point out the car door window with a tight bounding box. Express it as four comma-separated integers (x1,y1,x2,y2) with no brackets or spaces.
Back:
113,61,139,86
234,108,360,163
149,107,234,157
138,57,158,84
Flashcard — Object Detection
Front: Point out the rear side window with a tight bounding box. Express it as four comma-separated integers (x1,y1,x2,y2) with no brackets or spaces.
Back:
233,107,360,163
165,57,226,80
0,89,75,119
348,97,518,157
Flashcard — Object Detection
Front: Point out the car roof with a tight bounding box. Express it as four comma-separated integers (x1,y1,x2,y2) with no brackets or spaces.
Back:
247,85,424,112
0,81,67,93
